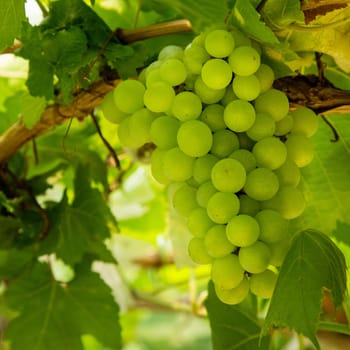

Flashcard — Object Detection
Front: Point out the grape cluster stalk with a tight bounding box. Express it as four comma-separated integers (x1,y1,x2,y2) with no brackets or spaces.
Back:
100,27,318,305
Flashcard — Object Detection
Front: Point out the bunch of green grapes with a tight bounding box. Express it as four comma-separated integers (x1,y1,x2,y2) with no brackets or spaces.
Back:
100,27,318,305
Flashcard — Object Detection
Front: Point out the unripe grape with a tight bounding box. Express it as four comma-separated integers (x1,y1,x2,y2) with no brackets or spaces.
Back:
211,254,244,289
232,74,261,101
226,215,260,247
187,207,215,237
150,148,171,185
229,46,260,76
201,59,232,89
100,91,128,124
172,183,197,217
171,91,202,121
200,104,226,131
150,115,180,149
250,269,277,298
214,276,250,304
290,107,318,137
211,158,246,193
254,89,289,121
196,181,217,208
244,168,279,201
204,29,235,58
255,209,288,244
239,241,271,274
274,114,294,136
128,108,156,147
146,68,162,87
144,81,175,112
193,154,219,184
160,58,187,86
252,136,287,170
262,185,306,219
204,225,235,258
177,120,213,157
211,129,240,158
239,194,261,216
183,44,210,74
274,159,301,187
207,192,240,224
220,86,238,106
158,45,183,60
285,134,315,168
194,77,226,104
188,237,212,264
163,147,194,182
246,112,276,141
224,100,256,132
229,149,256,172
114,79,145,114
255,64,275,93
236,132,256,150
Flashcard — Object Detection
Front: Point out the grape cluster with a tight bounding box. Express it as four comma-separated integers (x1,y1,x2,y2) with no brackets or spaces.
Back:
101,27,318,305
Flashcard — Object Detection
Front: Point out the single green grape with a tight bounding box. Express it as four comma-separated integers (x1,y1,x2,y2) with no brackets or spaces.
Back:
274,159,301,187
100,91,128,124
143,81,175,112
207,192,240,224
177,120,213,157
252,136,287,170
214,276,250,304
255,64,275,93
200,104,226,131
162,147,194,182
224,99,256,132
211,129,240,158
229,149,256,172
201,59,233,89
246,112,276,141
171,91,202,121
254,89,289,121
261,185,306,219
158,45,184,61
228,46,260,76
290,106,318,137
150,148,172,185
274,114,294,136
183,44,210,74
146,67,162,87
226,214,260,247
113,79,146,114
196,181,217,208
238,194,260,216
187,207,215,237
172,183,198,217
204,29,235,58
150,115,180,149
244,167,279,201
255,209,288,244
117,117,133,147
204,225,235,258
239,241,271,273
194,76,226,104
188,237,212,264
160,58,187,86
220,85,238,106
211,254,244,289
193,154,219,184
250,269,277,298
211,158,246,193
285,134,315,168
232,74,261,101
128,108,156,147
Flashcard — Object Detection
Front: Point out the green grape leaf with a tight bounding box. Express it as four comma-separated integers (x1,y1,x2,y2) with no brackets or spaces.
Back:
0,0,26,50
291,115,350,234
263,230,347,350
205,282,271,350
261,0,304,27
41,166,116,265
147,0,228,31
333,221,350,247
5,261,121,350
0,248,34,279
20,92,46,128
230,0,279,44
0,217,21,249
286,6,350,73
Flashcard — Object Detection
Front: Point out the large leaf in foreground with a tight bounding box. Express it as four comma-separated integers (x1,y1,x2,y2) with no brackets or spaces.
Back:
5,262,121,350
206,282,271,350
263,230,347,350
